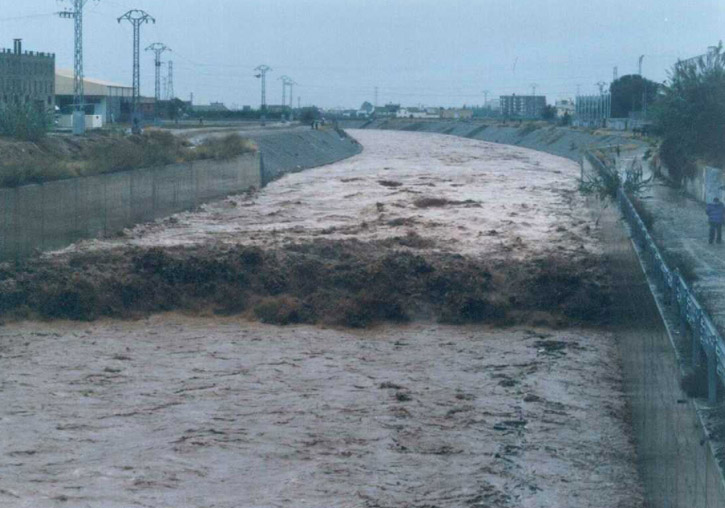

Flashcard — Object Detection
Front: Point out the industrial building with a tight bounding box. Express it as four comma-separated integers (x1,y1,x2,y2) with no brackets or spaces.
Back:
0,39,55,109
55,70,156,126
500,94,547,119
55,69,133,125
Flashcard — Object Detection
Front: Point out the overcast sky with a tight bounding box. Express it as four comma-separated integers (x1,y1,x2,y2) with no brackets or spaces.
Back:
1,0,723,109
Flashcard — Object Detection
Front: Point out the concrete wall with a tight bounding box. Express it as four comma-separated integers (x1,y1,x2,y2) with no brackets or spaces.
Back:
587,156,725,507
341,118,636,163
661,163,725,205
253,127,362,185
0,153,261,262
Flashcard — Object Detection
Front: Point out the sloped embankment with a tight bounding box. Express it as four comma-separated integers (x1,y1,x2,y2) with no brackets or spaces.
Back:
342,118,639,162
250,128,362,184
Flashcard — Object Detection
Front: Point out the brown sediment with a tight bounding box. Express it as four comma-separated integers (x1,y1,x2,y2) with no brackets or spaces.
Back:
0,237,609,328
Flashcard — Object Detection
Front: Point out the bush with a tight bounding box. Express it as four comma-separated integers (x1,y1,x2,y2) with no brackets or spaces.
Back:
654,42,725,175
191,134,257,161
0,103,51,141
659,135,697,185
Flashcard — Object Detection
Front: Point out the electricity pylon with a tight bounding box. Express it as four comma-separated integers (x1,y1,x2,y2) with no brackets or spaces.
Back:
58,0,99,135
118,9,155,130
166,60,174,100
255,65,271,125
145,42,170,102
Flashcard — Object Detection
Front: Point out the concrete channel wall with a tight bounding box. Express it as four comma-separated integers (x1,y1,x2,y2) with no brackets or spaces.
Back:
348,118,725,507
0,127,362,262
586,156,725,508
253,127,362,184
340,118,637,163
0,154,261,262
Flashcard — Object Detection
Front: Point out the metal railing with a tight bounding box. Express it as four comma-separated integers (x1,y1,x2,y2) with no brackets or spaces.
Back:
589,150,725,404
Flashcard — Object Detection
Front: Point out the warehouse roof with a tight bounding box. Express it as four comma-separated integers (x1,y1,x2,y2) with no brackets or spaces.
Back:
56,69,133,97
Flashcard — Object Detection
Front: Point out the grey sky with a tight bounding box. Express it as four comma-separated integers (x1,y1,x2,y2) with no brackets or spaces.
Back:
1,0,723,108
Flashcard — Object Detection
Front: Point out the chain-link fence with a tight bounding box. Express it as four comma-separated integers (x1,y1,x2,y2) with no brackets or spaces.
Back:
0,153,261,262
586,151,725,507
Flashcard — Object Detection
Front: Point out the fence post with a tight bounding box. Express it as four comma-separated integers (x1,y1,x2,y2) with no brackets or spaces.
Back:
708,346,718,405
692,315,702,368
260,151,266,187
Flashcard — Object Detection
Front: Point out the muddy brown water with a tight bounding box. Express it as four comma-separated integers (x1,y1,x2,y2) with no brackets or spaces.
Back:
0,131,644,507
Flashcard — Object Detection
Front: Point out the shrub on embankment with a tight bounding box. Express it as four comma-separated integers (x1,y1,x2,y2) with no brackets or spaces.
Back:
0,131,256,188
0,239,610,327
653,43,725,184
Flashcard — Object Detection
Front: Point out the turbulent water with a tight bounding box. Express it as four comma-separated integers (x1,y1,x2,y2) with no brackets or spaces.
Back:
0,130,643,507
63,129,596,260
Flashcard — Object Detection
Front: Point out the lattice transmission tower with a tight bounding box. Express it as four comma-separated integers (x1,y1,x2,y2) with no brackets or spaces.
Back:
166,60,174,100
146,42,170,102
118,9,155,129
255,65,271,125
58,0,99,135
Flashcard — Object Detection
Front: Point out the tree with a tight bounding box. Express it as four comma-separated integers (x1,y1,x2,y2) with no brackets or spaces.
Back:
299,106,320,124
654,42,725,182
165,98,188,121
0,102,51,141
540,105,556,121
610,74,660,118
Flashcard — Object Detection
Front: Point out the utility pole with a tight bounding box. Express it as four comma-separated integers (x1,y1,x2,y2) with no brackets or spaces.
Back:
287,78,297,122
255,65,271,126
638,55,647,119
278,75,291,121
482,90,489,107
288,80,296,109
166,60,174,100
279,75,289,109
374,86,379,108
118,10,155,133
596,81,607,127
613,66,618,82
530,83,538,118
58,0,98,135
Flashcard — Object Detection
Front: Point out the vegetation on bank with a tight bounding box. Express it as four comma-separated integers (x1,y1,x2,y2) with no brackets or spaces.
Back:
652,42,725,184
0,131,256,188
0,102,52,142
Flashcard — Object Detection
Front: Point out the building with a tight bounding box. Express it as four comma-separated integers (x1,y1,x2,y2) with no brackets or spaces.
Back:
397,107,428,119
373,103,400,117
574,94,611,128
555,99,575,118
0,39,55,110
191,101,230,114
440,108,474,120
500,94,546,119
55,69,133,124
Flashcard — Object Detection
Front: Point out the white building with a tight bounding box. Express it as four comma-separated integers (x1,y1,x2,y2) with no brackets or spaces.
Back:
55,69,134,125
555,99,575,118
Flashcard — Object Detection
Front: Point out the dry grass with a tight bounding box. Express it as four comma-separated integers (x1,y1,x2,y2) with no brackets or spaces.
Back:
0,131,256,188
